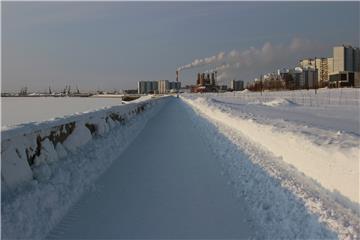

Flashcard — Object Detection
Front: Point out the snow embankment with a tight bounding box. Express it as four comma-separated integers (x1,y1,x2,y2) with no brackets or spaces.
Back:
182,100,338,239
182,95,359,207
182,94,359,238
1,96,169,239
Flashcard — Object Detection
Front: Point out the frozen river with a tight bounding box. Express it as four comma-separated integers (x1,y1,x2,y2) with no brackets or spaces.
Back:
1,97,124,127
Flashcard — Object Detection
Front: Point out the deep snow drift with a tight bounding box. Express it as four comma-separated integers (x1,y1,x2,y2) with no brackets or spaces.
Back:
182,90,359,239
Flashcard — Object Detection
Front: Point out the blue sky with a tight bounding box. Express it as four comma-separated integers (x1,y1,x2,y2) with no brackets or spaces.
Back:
2,2,359,92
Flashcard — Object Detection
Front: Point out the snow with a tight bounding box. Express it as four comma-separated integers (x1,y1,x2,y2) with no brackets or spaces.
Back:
261,97,298,107
1,140,34,187
182,94,359,207
34,138,59,165
224,88,360,107
62,123,92,153
1,96,166,190
2,90,359,239
181,90,360,239
47,98,255,239
182,99,337,239
1,96,169,239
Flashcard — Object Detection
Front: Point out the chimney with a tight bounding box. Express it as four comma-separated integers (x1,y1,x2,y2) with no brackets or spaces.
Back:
211,72,215,85
214,71,217,85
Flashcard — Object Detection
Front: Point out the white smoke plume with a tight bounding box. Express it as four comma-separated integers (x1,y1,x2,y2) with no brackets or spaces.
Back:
177,38,324,82
177,52,225,71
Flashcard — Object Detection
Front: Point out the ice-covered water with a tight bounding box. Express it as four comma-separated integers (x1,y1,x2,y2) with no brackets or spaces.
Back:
1,97,124,127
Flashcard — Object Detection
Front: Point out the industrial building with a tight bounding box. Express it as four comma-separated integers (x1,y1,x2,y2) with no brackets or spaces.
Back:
192,71,218,93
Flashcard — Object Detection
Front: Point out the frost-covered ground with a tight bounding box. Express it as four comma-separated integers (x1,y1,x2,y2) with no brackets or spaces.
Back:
1,97,128,127
182,89,360,239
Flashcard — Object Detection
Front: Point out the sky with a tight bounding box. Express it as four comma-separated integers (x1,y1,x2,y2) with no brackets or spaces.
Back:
2,2,359,92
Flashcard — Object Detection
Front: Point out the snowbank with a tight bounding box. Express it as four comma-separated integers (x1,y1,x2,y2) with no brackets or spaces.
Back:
182,100,338,239
182,95,359,207
182,94,360,238
1,96,168,189
2,96,169,239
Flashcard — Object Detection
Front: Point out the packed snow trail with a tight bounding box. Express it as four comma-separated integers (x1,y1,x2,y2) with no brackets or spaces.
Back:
48,98,254,239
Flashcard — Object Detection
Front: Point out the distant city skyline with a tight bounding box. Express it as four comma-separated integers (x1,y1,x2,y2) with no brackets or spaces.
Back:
2,2,359,92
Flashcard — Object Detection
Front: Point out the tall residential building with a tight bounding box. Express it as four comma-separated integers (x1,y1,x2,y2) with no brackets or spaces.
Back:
146,81,152,93
289,68,303,89
289,67,318,89
330,45,360,87
315,58,328,86
158,80,170,94
327,57,334,80
231,80,244,91
300,57,329,86
333,46,345,72
333,45,360,72
354,48,360,72
303,68,318,89
137,81,159,94
169,81,181,90
152,81,158,93
138,81,147,94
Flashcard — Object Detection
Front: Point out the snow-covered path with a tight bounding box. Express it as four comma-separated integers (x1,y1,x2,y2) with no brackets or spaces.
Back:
48,98,254,239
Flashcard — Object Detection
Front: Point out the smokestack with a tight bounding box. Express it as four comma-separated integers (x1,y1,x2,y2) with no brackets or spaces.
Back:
214,71,217,86
197,73,200,85
176,70,179,82
200,73,205,86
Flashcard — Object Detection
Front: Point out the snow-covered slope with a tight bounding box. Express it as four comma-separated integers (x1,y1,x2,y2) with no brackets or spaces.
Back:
182,91,359,239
